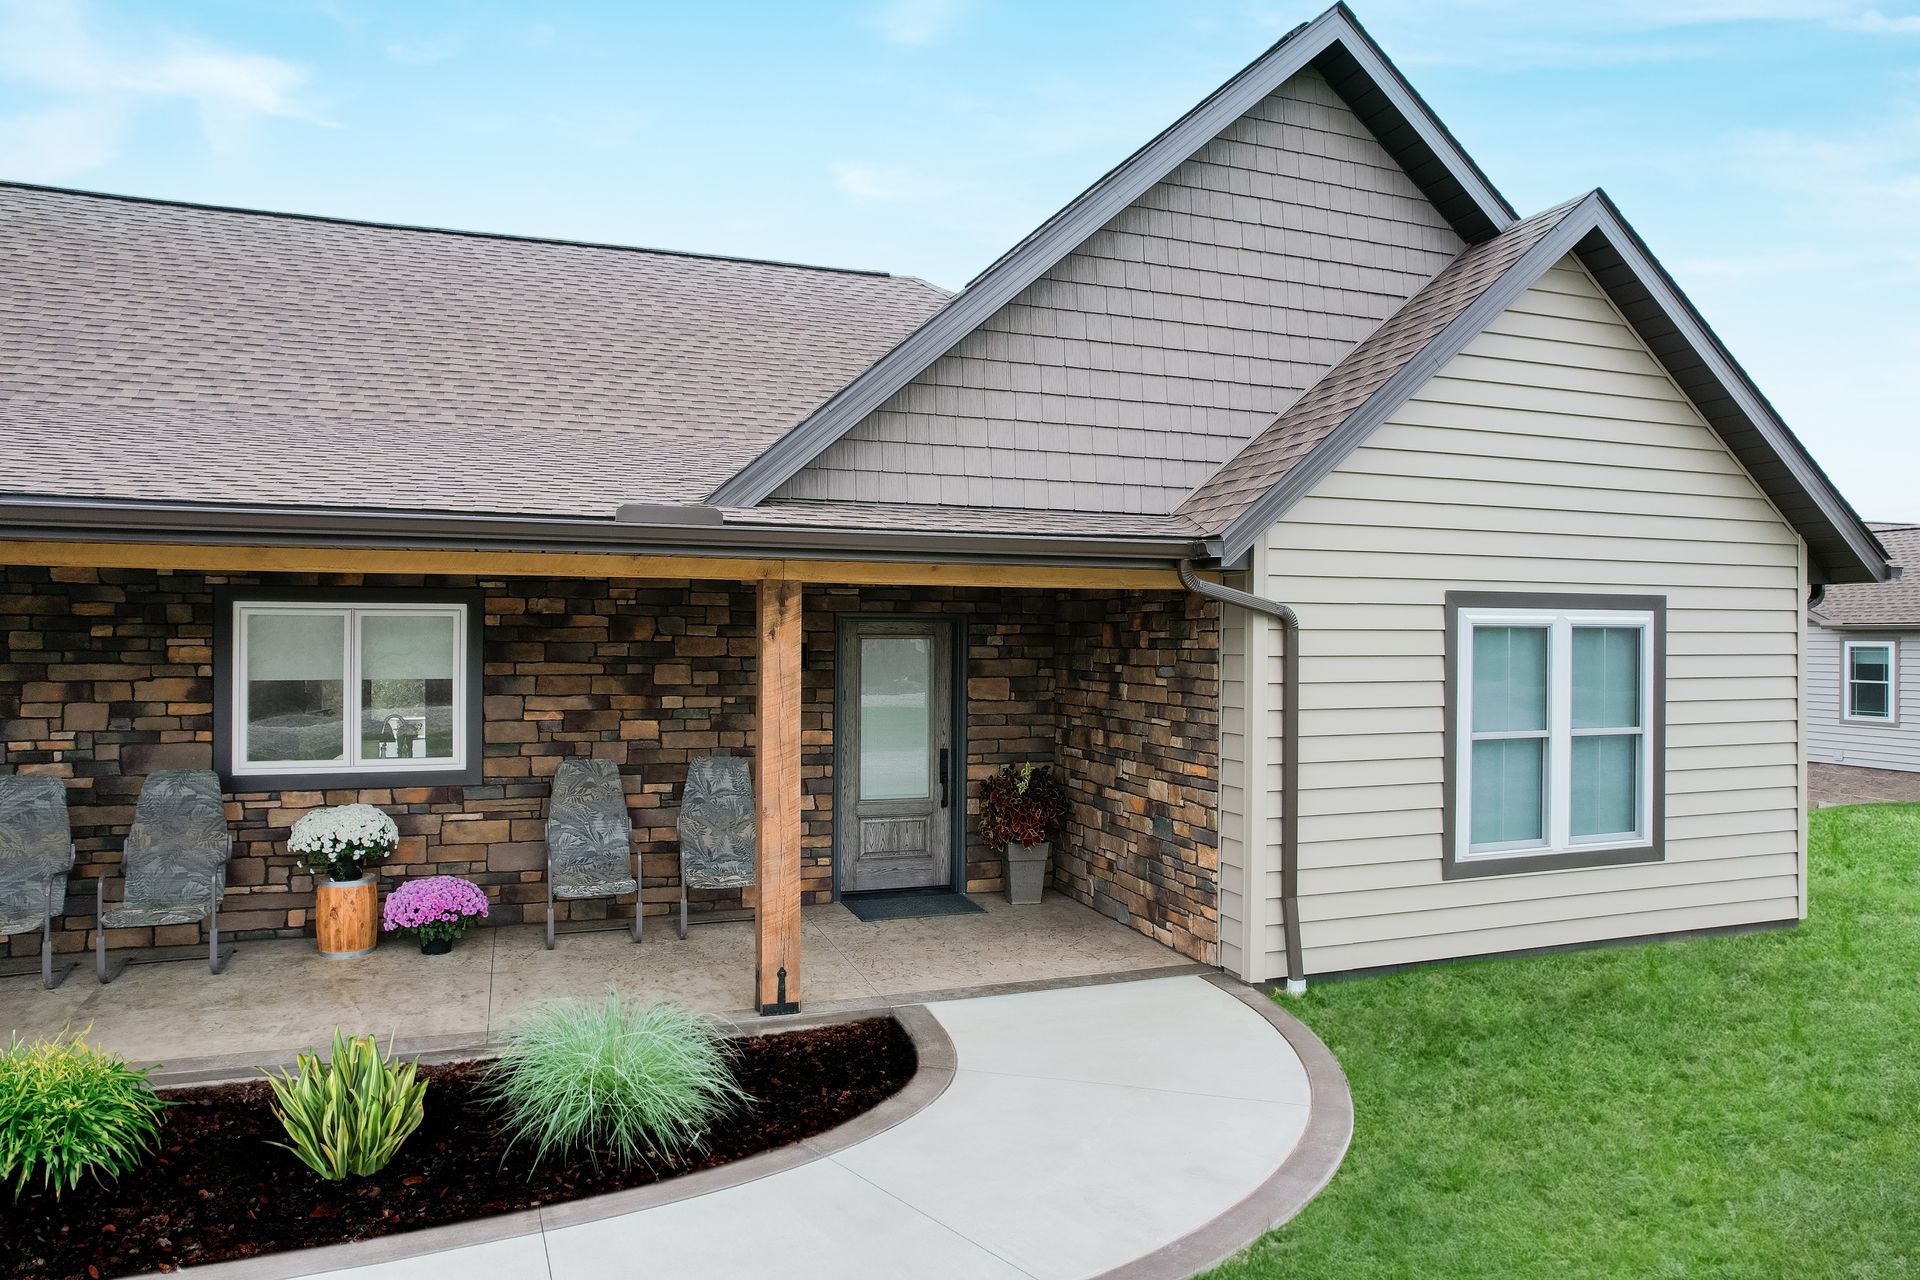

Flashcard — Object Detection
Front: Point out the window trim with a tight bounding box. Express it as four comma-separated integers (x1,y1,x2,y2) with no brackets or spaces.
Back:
1443,591,1666,880
1841,637,1899,726
213,587,485,791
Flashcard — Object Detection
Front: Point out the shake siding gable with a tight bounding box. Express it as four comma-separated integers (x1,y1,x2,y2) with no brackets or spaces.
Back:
1251,255,1807,978
777,66,1464,516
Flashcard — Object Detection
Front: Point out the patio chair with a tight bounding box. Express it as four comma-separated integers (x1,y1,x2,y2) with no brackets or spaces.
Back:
675,754,755,940
0,774,78,989
543,756,640,949
96,770,233,983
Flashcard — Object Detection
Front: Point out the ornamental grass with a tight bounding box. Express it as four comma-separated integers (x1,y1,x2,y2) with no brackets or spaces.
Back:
484,988,746,1171
0,1032,167,1200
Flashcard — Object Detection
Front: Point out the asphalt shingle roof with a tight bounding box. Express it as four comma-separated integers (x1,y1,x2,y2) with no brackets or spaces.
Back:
0,184,949,518
1812,525,1920,626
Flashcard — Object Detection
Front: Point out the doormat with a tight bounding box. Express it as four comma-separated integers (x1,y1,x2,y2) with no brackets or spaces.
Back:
842,890,987,923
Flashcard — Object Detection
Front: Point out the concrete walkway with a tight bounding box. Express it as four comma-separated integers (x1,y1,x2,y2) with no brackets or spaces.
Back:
302,975,1346,1280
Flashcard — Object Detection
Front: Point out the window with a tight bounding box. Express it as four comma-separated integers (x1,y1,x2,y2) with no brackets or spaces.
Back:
1445,592,1665,878
1842,640,1897,724
216,591,482,786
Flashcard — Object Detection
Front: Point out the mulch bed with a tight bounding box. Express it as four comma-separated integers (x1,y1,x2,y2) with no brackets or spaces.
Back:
3,1017,917,1280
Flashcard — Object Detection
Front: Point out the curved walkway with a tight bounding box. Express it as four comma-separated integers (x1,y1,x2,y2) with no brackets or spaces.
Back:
306,974,1349,1280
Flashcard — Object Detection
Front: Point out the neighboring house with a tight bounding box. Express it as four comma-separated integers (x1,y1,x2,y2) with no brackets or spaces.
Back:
1810,525,1920,772
0,4,1890,1005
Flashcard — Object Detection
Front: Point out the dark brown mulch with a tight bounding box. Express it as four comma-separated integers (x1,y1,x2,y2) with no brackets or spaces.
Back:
3,1016,917,1280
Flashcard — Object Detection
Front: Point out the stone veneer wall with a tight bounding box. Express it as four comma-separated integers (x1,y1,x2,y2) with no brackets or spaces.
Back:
1053,592,1221,962
0,566,1215,964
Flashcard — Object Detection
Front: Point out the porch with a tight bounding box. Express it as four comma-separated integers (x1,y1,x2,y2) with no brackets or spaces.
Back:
1,540,1223,1027
0,893,1194,1067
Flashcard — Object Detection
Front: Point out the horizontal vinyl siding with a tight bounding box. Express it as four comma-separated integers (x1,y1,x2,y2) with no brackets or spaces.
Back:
779,65,1463,516
1808,622,1920,772
1257,255,1807,976
1217,603,1250,977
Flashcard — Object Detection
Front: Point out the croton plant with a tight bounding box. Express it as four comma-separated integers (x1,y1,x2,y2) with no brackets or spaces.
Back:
978,763,1069,852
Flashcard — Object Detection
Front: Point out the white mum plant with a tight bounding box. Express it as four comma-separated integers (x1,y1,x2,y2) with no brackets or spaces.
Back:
289,804,401,882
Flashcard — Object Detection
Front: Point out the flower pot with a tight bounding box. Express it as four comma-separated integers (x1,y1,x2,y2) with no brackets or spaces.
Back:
418,936,454,956
315,875,379,958
1005,841,1049,905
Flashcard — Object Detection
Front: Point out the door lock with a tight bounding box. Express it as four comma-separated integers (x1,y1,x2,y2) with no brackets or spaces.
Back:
938,747,950,808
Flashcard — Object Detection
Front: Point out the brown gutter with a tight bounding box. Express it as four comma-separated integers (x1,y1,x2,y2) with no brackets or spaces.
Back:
1177,560,1306,993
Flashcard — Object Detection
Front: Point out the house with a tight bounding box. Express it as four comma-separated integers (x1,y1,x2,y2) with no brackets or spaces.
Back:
0,3,1888,1009
1810,525,1919,772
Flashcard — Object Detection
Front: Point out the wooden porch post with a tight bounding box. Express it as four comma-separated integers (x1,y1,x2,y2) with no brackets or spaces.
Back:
755,578,804,1015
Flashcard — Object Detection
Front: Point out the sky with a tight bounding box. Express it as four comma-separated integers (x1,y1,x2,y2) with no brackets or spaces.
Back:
1,1,1915,521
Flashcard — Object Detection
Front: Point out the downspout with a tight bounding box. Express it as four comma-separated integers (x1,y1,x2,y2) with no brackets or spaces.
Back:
1177,560,1307,996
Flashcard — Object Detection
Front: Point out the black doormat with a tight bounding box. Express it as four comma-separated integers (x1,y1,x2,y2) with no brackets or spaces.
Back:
841,889,987,922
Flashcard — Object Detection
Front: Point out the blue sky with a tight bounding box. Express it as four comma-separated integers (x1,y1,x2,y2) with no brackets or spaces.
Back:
2,0,1915,519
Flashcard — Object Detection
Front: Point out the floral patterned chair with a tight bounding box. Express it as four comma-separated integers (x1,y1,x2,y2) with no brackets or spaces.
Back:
96,770,233,983
543,756,639,949
674,755,755,940
0,774,77,989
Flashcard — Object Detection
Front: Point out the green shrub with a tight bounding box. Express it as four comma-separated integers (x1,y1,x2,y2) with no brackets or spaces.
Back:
263,1030,427,1180
485,988,745,1169
0,1032,167,1199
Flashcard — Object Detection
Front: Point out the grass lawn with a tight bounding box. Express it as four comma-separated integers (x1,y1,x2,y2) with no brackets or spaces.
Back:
1210,804,1920,1279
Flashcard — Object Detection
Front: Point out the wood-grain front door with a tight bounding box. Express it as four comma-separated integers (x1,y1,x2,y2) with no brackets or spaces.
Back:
837,618,953,893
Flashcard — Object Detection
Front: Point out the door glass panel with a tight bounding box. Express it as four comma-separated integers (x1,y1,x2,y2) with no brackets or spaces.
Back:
1573,626,1641,729
1471,626,1548,732
361,613,458,761
1571,734,1638,838
244,612,346,763
860,635,931,800
1470,737,1546,846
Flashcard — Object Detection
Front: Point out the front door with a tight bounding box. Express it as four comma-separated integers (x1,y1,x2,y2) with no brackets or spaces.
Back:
837,618,954,893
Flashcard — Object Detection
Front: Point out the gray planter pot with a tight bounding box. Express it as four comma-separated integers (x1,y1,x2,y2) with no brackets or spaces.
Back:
1005,841,1049,905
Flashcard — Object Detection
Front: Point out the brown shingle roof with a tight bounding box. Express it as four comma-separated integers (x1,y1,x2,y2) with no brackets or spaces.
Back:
0,183,948,517
1812,525,1920,627
720,501,1202,540
1175,197,1584,532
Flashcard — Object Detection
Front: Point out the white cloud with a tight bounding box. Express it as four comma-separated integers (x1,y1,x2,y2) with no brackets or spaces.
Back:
0,0,325,178
830,161,946,201
1835,8,1920,32
383,38,461,66
865,0,964,46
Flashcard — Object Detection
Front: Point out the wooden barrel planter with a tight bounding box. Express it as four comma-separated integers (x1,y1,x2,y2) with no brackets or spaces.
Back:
315,876,379,958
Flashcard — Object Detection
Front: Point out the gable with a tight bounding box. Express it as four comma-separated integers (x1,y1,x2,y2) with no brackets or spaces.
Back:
775,66,1463,515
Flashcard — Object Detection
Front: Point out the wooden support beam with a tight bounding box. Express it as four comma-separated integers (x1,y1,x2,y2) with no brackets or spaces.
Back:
754,578,804,1015
0,539,1196,591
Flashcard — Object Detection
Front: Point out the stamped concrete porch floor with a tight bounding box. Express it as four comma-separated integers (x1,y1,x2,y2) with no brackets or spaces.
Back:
1,892,1195,1065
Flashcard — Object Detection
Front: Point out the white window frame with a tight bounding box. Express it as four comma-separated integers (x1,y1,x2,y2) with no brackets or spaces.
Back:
1455,605,1655,865
231,600,470,779
1841,639,1898,725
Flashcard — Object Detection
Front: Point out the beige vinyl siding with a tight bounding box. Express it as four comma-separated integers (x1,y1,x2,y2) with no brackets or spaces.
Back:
1808,622,1920,771
1217,576,1291,981
779,66,1463,516
1217,602,1250,977
1250,254,1808,978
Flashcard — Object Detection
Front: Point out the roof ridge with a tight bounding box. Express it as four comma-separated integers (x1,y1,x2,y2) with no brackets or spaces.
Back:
0,179,917,282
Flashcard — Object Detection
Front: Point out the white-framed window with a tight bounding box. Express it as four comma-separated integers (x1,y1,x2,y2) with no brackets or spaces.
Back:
230,600,471,779
1842,639,1898,724
1453,602,1657,868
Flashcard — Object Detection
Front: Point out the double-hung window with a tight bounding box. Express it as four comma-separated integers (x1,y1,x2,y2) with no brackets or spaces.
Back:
1447,592,1664,877
217,591,481,787
1842,640,1897,724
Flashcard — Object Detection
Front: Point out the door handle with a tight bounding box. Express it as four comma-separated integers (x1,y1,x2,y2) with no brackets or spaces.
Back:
939,747,950,809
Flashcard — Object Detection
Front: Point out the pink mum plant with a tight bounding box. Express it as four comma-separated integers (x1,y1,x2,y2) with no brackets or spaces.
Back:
382,875,489,950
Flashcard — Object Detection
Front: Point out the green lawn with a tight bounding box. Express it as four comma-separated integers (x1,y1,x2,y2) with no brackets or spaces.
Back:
1210,804,1920,1279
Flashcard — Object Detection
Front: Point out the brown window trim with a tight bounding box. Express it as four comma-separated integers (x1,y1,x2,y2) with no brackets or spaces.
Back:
1442,590,1666,881
212,586,485,792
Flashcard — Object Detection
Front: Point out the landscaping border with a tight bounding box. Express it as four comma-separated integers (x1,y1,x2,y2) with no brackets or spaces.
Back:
129,1005,954,1280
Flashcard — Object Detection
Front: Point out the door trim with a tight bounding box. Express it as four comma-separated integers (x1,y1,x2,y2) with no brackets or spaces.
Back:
831,613,967,900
